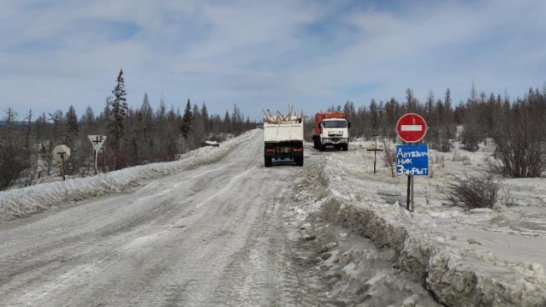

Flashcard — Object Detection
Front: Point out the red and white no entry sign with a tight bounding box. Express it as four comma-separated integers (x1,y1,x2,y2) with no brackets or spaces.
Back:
396,113,427,143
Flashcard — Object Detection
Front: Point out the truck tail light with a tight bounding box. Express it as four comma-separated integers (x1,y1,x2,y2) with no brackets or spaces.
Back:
266,148,275,153
293,148,303,152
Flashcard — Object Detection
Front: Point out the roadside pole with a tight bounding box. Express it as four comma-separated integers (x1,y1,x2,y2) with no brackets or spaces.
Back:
408,171,415,211
406,174,411,210
60,153,66,181
52,145,71,182
94,149,98,175
395,113,428,212
366,134,383,174
406,143,414,211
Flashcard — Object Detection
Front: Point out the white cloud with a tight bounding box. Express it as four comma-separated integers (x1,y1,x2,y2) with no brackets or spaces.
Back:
1,0,546,120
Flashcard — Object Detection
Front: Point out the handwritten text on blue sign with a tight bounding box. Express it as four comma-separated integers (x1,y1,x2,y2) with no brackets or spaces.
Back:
396,144,429,176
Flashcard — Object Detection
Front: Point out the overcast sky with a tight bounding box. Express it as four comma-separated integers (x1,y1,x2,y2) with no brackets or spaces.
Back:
1,0,546,120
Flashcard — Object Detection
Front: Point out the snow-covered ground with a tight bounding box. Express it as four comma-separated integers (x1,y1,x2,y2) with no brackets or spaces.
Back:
293,140,546,306
1,130,545,306
0,131,256,221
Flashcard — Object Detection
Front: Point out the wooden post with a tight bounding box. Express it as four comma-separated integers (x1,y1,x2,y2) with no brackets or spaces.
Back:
374,136,378,173
59,153,66,181
374,150,377,173
367,134,383,174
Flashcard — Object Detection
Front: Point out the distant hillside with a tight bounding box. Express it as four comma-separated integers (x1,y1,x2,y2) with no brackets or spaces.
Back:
0,121,28,128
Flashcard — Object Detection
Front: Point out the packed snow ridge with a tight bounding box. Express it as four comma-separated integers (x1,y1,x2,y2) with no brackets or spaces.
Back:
0,130,259,221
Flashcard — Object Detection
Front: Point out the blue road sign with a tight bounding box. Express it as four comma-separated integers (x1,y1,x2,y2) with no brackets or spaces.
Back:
396,144,429,176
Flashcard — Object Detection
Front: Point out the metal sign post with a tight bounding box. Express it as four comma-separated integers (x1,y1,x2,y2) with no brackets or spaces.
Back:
88,135,107,174
94,150,98,174
407,174,412,210
396,113,428,211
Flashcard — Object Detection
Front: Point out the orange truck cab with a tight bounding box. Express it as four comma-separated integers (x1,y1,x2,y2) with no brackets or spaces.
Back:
312,112,350,151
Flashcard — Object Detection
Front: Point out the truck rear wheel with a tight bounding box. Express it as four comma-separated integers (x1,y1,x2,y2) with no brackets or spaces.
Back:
294,157,304,166
264,156,272,167
342,144,348,151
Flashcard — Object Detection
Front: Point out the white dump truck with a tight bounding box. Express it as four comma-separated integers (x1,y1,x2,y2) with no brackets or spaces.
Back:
263,110,304,167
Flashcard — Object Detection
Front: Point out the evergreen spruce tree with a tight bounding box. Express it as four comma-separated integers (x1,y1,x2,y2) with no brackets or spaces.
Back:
82,106,95,129
0,109,30,189
405,88,417,112
201,103,209,132
369,99,379,134
181,99,193,139
108,69,128,169
223,111,231,134
64,105,79,145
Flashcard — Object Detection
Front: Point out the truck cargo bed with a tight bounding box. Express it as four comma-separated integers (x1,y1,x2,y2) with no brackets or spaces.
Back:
263,123,304,143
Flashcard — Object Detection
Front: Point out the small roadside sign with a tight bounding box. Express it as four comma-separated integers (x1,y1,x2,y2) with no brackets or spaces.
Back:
52,144,70,181
396,144,429,176
52,145,71,163
366,134,383,174
396,113,427,143
88,135,107,175
88,135,107,152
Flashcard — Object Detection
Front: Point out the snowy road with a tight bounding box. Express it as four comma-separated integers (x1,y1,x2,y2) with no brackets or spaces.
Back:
0,132,318,306
2,130,545,306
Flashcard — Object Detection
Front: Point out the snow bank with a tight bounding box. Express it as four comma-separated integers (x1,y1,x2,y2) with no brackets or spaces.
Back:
0,130,259,221
303,151,546,306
